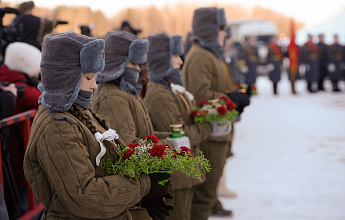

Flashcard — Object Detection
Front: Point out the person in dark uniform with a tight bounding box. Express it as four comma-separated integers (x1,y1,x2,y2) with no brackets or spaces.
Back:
267,36,284,95
329,34,344,92
79,25,92,37
316,33,332,91
11,1,40,49
120,21,142,36
243,36,259,96
301,34,319,93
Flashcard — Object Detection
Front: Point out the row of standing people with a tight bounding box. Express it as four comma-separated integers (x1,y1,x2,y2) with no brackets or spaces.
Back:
0,6,251,220
219,33,345,96
300,33,345,93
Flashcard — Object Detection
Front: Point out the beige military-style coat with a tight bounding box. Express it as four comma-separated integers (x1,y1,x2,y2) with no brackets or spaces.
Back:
182,44,232,143
144,81,212,189
24,105,150,219
91,83,172,146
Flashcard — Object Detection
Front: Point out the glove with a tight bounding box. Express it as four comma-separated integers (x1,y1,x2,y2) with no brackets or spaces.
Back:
141,193,175,220
298,64,306,74
227,91,250,114
170,83,194,101
328,63,336,73
144,173,172,199
267,63,274,72
240,65,248,73
210,121,232,137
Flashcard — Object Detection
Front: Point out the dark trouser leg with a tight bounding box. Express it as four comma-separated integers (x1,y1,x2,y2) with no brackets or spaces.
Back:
331,71,341,92
318,79,324,91
246,84,252,97
191,141,229,220
318,67,326,91
273,82,278,95
307,81,312,92
290,74,296,94
166,188,194,220
332,81,341,92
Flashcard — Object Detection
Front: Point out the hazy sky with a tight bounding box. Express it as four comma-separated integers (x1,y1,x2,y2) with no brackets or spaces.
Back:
27,0,345,27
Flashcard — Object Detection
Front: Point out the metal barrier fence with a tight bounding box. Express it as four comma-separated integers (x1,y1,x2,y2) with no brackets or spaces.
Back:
0,109,44,220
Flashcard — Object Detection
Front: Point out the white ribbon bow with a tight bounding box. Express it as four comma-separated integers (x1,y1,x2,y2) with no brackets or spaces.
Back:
94,129,119,166
170,83,194,101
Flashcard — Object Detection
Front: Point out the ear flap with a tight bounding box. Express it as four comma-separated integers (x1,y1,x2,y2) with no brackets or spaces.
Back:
169,35,183,55
128,39,149,64
80,39,105,73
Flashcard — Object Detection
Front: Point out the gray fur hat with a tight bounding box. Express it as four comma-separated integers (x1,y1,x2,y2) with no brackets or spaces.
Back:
96,30,148,83
38,32,105,112
226,26,232,39
184,31,194,57
192,7,226,54
147,33,183,82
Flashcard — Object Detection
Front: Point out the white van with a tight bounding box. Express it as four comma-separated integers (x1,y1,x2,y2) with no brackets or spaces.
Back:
228,19,279,44
227,19,280,75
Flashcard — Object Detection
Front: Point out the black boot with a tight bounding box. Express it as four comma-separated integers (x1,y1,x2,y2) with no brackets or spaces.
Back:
333,82,341,92
308,82,317,93
246,84,252,97
307,82,312,93
291,81,297,94
318,80,324,91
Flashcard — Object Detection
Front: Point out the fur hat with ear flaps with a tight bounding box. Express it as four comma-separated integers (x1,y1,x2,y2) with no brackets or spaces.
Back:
4,42,41,78
96,30,148,83
192,7,226,56
38,32,105,112
147,33,183,82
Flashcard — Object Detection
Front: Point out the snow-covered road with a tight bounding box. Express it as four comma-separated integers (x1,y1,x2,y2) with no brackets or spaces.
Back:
211,74,345,220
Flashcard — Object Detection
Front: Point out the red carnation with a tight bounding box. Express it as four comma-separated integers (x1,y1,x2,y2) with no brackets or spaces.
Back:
180,146,193,157
199,100,208,107
143,134,159,144
220,95,230,102
123,148,135,160
128,143,140,149
217,105,227,116
225,100,236,111
190,109,198,119
150,144,167,159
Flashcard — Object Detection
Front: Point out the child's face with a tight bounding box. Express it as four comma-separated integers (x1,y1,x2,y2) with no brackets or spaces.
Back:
126,62,140,70
171,55,183,69
218,29,227,47
80,73,97,92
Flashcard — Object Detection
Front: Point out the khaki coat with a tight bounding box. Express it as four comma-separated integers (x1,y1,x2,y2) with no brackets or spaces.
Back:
24,105,150,219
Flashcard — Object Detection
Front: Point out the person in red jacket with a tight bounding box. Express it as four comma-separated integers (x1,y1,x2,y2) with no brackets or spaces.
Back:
0,42,41,214
0,42,41,113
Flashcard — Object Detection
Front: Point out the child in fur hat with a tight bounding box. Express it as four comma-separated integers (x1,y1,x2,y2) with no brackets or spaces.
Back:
24,32,171,220
181,7,234,220
91,30,175,220
144,32,219,220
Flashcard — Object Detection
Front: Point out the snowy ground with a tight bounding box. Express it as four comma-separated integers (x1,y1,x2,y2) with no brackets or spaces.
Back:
210,74,345,220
